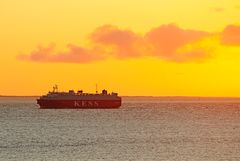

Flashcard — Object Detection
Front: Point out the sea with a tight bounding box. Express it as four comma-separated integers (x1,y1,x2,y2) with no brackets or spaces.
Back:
0,96,240,161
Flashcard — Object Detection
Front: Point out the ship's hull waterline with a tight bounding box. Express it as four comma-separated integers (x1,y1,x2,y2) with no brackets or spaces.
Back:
37,99,121,109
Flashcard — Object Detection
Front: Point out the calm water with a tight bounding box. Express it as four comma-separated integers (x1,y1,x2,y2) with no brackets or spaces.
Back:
0,97,240,161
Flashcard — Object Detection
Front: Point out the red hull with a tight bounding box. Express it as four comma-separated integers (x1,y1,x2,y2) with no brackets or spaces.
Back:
37,99,121,109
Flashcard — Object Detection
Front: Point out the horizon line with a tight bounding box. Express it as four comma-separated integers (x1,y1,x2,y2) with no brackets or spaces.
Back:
2,95,240,99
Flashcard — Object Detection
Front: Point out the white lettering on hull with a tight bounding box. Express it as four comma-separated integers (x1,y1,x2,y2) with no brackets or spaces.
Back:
74,101,99,107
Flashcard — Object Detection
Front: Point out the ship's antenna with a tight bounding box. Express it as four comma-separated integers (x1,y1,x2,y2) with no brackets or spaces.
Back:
53,84,58,93
96,84,98,94
55,84,58,92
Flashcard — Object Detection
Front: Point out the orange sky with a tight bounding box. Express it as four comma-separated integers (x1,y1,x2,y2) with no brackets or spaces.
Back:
1,0,240,96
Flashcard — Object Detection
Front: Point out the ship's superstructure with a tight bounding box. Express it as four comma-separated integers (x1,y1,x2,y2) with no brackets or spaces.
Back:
37,85,121,109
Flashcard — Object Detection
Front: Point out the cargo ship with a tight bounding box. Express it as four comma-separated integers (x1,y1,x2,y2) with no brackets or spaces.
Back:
37,85,121,109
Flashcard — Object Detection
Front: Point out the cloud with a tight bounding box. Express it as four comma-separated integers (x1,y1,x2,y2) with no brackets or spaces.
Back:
90,25,147,58
221,25,240,46
89,24,210,62
18,24,216,63
17,43,104,63
145,24,209,61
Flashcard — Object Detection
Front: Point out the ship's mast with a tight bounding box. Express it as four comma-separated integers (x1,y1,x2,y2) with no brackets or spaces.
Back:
55,84,58,92
96,84,98,94
53,84,58,93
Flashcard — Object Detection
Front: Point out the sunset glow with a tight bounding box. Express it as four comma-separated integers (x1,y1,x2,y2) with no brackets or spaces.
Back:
1,0,240,96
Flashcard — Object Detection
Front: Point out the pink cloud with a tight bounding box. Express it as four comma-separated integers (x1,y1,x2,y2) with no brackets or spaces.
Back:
89,24,210,62
17,44,104,63
169,49,212,63
90,25,147,58
221,25,240,45
145,24,209,61
18,24,213,63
